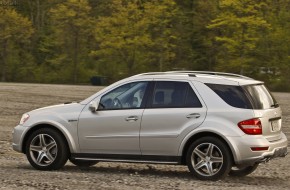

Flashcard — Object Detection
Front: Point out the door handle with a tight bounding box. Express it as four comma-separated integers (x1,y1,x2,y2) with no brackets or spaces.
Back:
125,116,138,122
186,113,201,119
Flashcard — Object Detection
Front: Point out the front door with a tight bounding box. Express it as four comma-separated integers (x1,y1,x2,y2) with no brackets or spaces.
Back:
78,81,149,154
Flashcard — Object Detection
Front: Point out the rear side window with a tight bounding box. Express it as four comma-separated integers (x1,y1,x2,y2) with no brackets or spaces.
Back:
150,81,202,108
206,83,252,109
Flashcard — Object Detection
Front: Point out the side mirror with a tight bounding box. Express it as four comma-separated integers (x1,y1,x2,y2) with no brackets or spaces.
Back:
89,100,99,112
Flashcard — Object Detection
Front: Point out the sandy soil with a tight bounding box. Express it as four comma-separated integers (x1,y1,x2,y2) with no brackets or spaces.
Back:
0,82,289,190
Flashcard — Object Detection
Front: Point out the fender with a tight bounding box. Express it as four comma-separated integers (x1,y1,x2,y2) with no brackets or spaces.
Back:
22,112,80,153
177,125,242,162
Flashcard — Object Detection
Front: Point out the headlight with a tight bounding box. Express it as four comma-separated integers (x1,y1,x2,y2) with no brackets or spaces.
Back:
19,113,30,125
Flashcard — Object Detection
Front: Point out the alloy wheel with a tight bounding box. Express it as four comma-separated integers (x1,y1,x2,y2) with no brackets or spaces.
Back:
191,143,223,177
29,134,58,166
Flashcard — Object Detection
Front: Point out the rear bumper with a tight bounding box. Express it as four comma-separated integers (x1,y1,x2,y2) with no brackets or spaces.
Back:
227,132,288,166
250,146,288,164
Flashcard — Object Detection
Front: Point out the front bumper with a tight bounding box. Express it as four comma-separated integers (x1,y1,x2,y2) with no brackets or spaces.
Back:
12,124,29,153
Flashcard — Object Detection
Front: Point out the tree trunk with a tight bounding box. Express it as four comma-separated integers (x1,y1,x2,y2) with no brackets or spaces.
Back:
73,32,79,83
240,24,246,74
28,0,34,25
1,40,8,82
36,0,40,30
127,49,136,75
159,46,164,72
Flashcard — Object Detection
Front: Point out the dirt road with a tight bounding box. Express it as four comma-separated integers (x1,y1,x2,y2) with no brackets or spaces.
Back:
0,83,289,189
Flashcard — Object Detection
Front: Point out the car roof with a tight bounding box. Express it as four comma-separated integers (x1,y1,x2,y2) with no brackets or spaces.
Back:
81,71,262,105
129,71,263,86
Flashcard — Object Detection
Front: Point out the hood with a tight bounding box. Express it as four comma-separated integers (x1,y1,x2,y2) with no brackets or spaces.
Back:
29,102,85,115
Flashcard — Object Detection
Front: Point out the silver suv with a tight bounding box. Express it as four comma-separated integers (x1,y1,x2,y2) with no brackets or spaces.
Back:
12,71,288,180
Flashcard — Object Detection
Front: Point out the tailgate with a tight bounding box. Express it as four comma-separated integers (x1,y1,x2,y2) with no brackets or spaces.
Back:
253,107,283,142
242,84,284,142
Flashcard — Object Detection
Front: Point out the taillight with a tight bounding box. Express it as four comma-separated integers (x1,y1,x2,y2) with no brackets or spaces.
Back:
238,118,262,135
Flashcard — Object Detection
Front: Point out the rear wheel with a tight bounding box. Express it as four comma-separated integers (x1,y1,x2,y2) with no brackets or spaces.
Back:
229,164,259,177
69,158,98,167
26,128,69,170
186,136,232,180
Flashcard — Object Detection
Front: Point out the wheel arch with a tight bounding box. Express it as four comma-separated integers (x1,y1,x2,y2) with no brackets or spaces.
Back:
180,131,235,165
22,123,74,154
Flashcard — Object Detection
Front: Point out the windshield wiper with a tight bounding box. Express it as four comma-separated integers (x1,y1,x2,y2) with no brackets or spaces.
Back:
64,101,78,104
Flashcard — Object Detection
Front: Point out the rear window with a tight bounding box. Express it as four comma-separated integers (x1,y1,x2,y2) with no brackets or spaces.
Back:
206,83,278,109
243,84,278,109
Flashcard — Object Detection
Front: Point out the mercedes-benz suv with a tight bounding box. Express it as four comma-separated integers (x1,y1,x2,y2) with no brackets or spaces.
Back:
12,71,288,180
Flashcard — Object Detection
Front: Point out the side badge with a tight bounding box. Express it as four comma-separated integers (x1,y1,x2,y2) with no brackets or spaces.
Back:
68,119,78,122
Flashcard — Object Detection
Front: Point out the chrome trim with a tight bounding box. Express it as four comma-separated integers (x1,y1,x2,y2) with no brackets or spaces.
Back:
140,134,179,138
85,135,139,139
86,133,179,139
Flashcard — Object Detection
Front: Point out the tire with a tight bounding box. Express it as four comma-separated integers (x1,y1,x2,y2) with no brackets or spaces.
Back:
229,164,259,177
186,136,233,180
69,158,98,167
25,128,69,170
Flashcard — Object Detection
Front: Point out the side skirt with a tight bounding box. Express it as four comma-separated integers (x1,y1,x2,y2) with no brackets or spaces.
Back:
71,153,182,165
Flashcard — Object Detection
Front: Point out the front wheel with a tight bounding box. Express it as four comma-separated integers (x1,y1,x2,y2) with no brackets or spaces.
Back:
26,128,69,170
186,136,233,180
229,164,259,177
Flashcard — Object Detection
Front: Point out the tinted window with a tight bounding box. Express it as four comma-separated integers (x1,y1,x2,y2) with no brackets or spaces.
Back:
206,83,252,109
99,82,148,110
243,84,278,109
151,81,202,108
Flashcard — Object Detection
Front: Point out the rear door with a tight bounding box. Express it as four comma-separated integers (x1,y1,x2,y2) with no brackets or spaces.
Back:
243,84,283,142
140,80,207,156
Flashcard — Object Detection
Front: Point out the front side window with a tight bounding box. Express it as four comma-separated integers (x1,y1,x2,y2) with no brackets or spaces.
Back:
150,81,202,108
99,82,148,110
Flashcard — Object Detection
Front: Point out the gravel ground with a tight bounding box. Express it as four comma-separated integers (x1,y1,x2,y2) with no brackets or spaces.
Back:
0,82,289,190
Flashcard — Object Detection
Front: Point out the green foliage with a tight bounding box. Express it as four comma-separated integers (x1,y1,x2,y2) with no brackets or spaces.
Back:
91,0,180,81
0,7,34,82
185,0,220,70
207,0,271,73
0,0,290,90
252,0,290,88
40,0,95,83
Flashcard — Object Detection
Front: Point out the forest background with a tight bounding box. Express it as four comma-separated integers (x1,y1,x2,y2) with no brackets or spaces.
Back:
0,0,289,90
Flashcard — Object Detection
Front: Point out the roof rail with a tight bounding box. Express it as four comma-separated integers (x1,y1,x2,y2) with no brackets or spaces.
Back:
166,71,252,79
137,72,167,76
133,71,252,80
134,72,190,76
